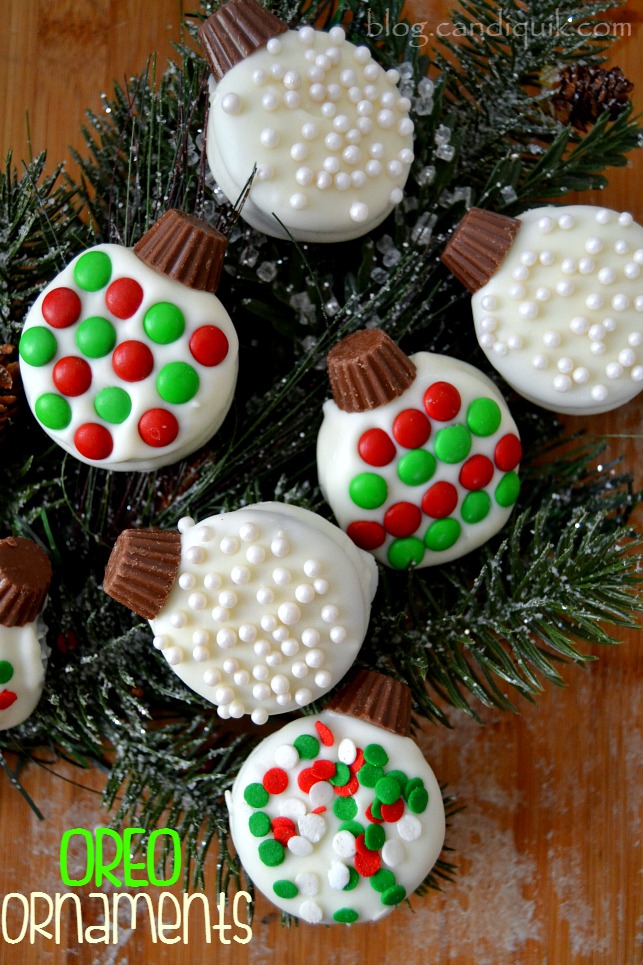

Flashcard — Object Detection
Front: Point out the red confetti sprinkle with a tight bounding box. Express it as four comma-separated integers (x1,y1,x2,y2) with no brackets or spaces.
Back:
349,748,365,773
105,278,144,319
459,454,494,491
298,768,320,793
315,721,334,746
263,767,289,794
334,774,359,797
312,806,327,814
354,836,381,877
271,817,296,844
347,520,386,551
365,804,384,824
495,433,522,472
358,428,396,467
138,409,179,448
189,325,229,367
112,340,154,382
384,501,422,537
392,408,431,449
424,381,461,421
42,287,82,329
53,356,92,397
74,423,114,461
0,690,17,710
422,481,459,519
312,759,336,780
381,798,405,822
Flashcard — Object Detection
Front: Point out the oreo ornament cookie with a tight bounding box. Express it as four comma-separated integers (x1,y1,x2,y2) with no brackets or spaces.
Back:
0,537,52,730
19,210,239,471
442,205,643,415
103,503,378,724
199,0,414,242
316,330,522,569
226,669,445,924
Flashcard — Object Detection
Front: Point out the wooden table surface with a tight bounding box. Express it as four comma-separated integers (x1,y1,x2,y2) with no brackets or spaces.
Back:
1,3,641,963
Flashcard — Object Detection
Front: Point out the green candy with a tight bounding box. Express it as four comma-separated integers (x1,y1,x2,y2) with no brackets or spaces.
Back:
344,867,359,891
339,820,365,838
408,786,429,814
333,797,358,821
94,387,132,425
75,316,116,359
156,361,200,405
397,448,436,486
495,471,520,507
467,397,501,436
19,326,57,366
375,776,401,805
425,518,461,552
358,763,384,788
293,734,319,759
258,839,284,867
333,908,359,923
364,824,386,851
35,393,71,430
370,798,383,820
461,490,491,524
248,812,271,837
434,424,472,464
386,769,408,789
0,661,14,684
381,884,407,906
143,302,185,344
243,783,269,808
329,762,351,786
364,743,389,767
73,250,112,291
387,536,425,570
370,869,396,893
273,880,298,899
349,472,388,510
404,777,424,801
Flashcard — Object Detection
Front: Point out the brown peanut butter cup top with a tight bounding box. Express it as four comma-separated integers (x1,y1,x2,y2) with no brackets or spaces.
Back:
103,528,182,621
198,0,288,82
0,537,52,627
326,668,413,736
441,207,521,293
133,209,228,294
327,329,416,413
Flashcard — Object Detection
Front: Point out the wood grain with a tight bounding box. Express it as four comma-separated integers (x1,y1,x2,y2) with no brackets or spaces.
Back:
0,3,641,964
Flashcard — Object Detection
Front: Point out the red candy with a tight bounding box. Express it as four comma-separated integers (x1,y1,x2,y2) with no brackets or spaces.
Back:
384,501,421,537
105,278,144,319
315,721,334,746
53,356,92,397
365,803,384,824
333,774,359,797
271,817,296,844
298,768,320,793
459,454,494,491
312,806,327,814
380,798,405,822
358,428,396,467
424,381,461,421
262,767,288,794
0,691,17,710
346,521,386,551
74,423,114,461
112,340,154,382
349,748,365,773
312,759,336,781
392,408,431,449
189,325,229,367
422,481,458,518
138,409,179,448
354,835,381,876
42,288,82,329
495,433,522,471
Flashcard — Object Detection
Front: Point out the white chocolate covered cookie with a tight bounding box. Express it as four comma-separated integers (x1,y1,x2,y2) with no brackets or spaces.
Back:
444,205,643,415
104,503,378,724
19,212,239,471
201,8,414,242
317,331,521,569
227,672,445,924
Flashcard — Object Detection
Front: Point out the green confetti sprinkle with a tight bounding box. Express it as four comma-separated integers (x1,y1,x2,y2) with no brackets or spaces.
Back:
404,777,424,801
334,907,359,923
244,783,269,808
364,744,389,767
339,820,365,838
273,880,298,899
333,797,358,820
358,763,384,788
370,869,396,893
293,734,319,759
408,786,429,814
364,824,386,851
370,798,383,820
381,884,407,906
386,770,408,789
258,839,284,867
344,867,359,891
248,812,271,837
375,776,401,805
329,762,351,786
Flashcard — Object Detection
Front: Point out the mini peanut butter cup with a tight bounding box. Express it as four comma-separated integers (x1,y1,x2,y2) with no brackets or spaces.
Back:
133,210,228,294
198,0,288,82
327,329,416,413
103,529,182,620
0,537,52,627
326,668,412,736
441,208,521,293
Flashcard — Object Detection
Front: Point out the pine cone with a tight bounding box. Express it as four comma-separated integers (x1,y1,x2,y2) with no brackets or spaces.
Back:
551,65,633,132
0,345,21,442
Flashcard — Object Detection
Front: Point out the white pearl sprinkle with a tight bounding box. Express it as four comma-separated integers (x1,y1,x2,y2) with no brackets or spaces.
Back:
573,367,589,384
561,258,577,275
251,708,269,725
204,668,221,686
352,170,367,187
508,284,525,300
480,316,496,333
267,653,285,669
557,357,574,373
512,265,529,282
387,159,403,178
278,602,301,626
578,257,594,274
324,131,342,151
624,262,641,279
192,645,209,662
153,635,168,650
301,628,320,647
543,331,561,348
519,301,538,320
281,638,299,657
260,128,279,149
595,208,612,224
631,366,643,381
357,116,373,134
365,159,382,177
211,606,228,622
271,674,290,695
629,331,643,346
301,122,318,140
246,545,265,564
507,335,523,350
591,384,609,401
618,211,633,226
314,578,329,595
283,69,301,90
533,354,548,369
214,685,234,705
298,26,315,44
535,287,551,302
266,37,282,54
188,592,207,611
309,83,326,102
219,537,239,555
222,657,239,674
216,629,236,650
261,614,278,633
273,626,288,642
350,202,369,223
292,661,308,679
252,662,269,679
585,237,603,254
330,626,347,644
390,187,404,204
289,193,308,210
618,348,635,367
169,611,187,628
612,294,629,311
398,117,414,136
538,216,554,233
252,682,270,701
556,280,574,297
493,341,507,356
520,250,537,267
316,171,332,190
606,362,624,379
539,249,555,266
315,669,332,688
590,341,606,356
252,69,266,86
481,295,497,311
221,92,242,115
570,316,590,335
261,92,278,112
231,565,250,585
238,624,257,643
321,604,339,623
558,214,575,230
178,516,194,532
192,629,209,646
178,573,195,590
598,267,616,285
586,293,603,310
186,546,204,564
295,583,315,603
256,164,273,181
479,333,494,349
271,536,290,557
377,109,395,128
256,587,274,605
305,648,324,668
291,142,308,161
